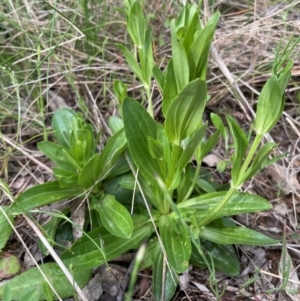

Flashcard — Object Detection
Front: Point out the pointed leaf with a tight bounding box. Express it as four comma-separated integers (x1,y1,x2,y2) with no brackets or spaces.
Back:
94,194,133,238
241,142,277,183
127,1,146,48
118,44,144,83
107,155,130,178
159,216,191,273
78,129,127,188
153,66,165,92
188,11,220,80
199,226,279,246
51,108,77,148
182,8,200,52
108,116,124,134
139,28,153,86
0,206,13,250
11,181,83,214
38,141,77,172
162,59,178,116
68,128,94,165
123,97,163,185
196,128,221,163
178,123,207,172
113,80,128,104
38,208,70,255
78,153,101,189
255,76,284,135
226,116,248,186
190,239,240,276
165,79,207,144
156,123,171,166
152,240,178,301
178,191,272,220
170,19,189,91
277,61,292,93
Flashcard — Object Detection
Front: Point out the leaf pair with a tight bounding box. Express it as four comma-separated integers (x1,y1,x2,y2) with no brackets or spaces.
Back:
123,79,207,189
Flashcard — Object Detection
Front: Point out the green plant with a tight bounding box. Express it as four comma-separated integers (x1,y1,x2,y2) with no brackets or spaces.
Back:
0,1,297,300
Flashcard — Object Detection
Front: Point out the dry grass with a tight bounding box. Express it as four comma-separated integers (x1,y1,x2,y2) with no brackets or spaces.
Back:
1,0,300,300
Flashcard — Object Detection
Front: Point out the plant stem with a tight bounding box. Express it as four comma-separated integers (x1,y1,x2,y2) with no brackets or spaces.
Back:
166,144,180,187
236,134,262,187
197,185,236,227
146,86,154,118
182,163,201,202
197,134,264,227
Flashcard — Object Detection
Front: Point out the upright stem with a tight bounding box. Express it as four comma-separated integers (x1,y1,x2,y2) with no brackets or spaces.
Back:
182,163,201,202
198,186,236,228
236,134,262,187
166,144,180,187
146,87,154,118
198,133,263,227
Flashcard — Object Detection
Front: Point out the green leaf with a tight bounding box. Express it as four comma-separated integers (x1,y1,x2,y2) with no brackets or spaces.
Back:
148,136,164,160
255,76,284,135
151,239,178,301
0,207,13,250
153,66,165,92
177,123,207,172
51,108,77,148
38,208,70,256
177,165,191,202
196,178,216,193
277,60,293,94
78,129,127,188
77,153,101,189
181,6,200,52
211,113,224,135
69,128,95,166
190,240,240,276
123,97,163,185
53,168,77,188
118,44,144,83
107,155,131,178
139,28,153,86
61,215,153,269
108,116,124,134
127,1,146,49
241,142,277,183
156,123,171,166
162,59,178,116
3,283,12,301
199,226,279,246
159,215,191,273
113,80,128,104
226,116,248,186
188,11,220,80
165,79,207,144
38,142,77,173
11,181,83,214
94,194,133,238
170,19,189,91
177,191,272,220
0,263,91,300
195,128,221,163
